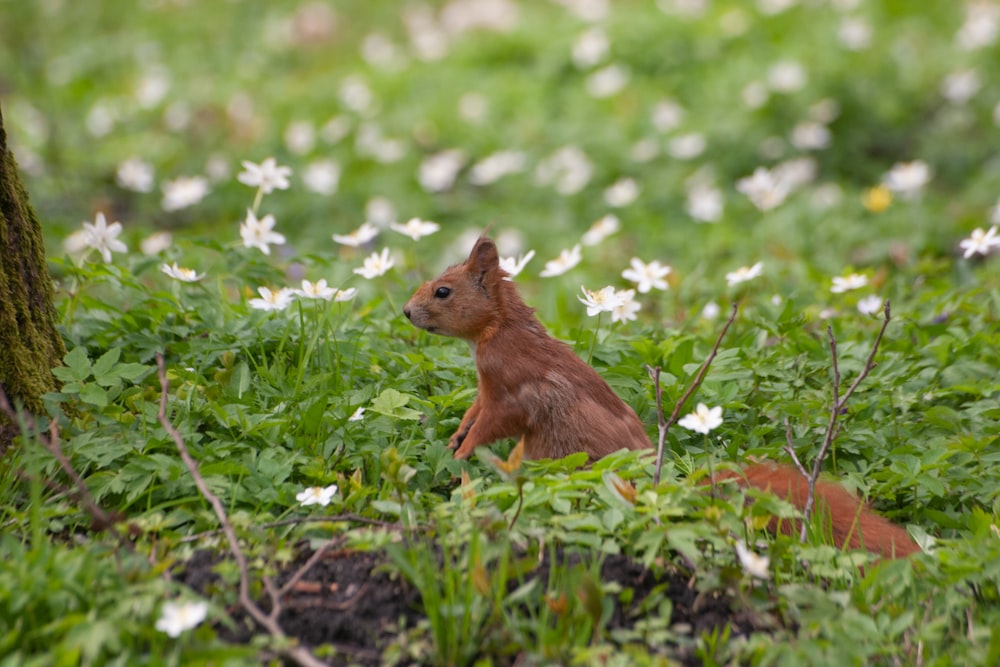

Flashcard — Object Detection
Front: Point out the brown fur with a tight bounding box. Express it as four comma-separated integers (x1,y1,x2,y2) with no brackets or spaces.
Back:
403,235,918,559
716,464,920,558
403,235,649,460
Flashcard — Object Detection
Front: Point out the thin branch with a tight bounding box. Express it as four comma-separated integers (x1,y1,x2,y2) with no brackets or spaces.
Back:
156,353,329,667
0,382,132,542
277,539,339,601
781,417,809,478
644,365,668,487
798,301,891,537
646,302,738,486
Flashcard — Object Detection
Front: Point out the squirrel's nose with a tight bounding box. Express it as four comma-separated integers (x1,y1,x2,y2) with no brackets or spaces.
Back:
403,306,412,320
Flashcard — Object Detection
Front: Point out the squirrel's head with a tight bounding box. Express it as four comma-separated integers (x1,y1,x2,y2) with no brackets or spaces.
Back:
403,235,509,340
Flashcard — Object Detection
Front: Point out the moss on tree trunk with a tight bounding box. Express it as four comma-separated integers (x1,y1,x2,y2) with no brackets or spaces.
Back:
0,105,66,421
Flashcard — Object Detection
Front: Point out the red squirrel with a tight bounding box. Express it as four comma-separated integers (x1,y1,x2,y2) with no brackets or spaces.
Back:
403,235,918,559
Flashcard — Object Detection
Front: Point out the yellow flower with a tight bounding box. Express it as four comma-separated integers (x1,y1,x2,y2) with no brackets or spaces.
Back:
862,185,892,212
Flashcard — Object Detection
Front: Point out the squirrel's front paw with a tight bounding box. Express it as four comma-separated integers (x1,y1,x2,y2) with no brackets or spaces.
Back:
448,420,474,450
453,441,475,460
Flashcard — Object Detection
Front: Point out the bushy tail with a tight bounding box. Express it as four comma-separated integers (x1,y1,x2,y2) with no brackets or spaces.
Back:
717,463,919,559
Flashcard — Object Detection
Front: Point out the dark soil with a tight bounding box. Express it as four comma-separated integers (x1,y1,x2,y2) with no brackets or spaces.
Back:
175,543,779,666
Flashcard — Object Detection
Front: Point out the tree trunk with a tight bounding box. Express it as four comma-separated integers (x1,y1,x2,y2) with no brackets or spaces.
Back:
0,104,66,431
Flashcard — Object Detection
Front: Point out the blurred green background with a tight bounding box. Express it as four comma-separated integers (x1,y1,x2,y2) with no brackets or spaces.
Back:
2,0,998,288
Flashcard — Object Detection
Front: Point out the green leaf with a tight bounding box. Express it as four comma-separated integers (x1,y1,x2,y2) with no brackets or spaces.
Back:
61,346,92,382
232,361,251,398
370,388,422,420
92,347,122,381
79,384,109,407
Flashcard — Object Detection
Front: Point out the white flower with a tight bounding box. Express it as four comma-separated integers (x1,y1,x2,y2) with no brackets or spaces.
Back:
155,600,209,637
572,26,609,68
82,212,128,263
334,288,358,302
333,222,380,247
687,183,724,222
604,178,639,207
361,32,404,69
468,150,526,185
737,168,789,211
353,248,395,279
610,288,641,323
321,115,351,144
390,217,441,241
419,149,466,193
701,301,721,319
741,81,769,109
735,541,770,579
630,138,659,162
941,69,981,105
161,176,209,211
581,214,620,246
838,17,872,50
667,133,706,160
857,295,884,315
586,63,629,98
458,92,489,123
621,258,671,293
678,403,723,434
959,226,1000,258
535,146,592,196
340,75,374,113
726,262,764,287
296,484,339,507
237,157,292,194
116,157,154,192
249,287,295,312
160,263,203,282
63,229,91,255
651,99,684,132
883,160,931,198
790,121,831,150
578,285,623,316
86,101,116,137
499,250,535,279
302,159,340,195
831,273,868,293
134,67,171,108
366,197,397,227
296,279,336,300
283,120,316,155
239,210,286,256
355,124,407,163
767,60,806,92
348,406,365,422
140,231,173,255
957,3,1000,51
539,245,582,277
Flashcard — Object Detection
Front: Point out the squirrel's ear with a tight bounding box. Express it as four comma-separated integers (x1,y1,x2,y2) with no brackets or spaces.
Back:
466,236,500,279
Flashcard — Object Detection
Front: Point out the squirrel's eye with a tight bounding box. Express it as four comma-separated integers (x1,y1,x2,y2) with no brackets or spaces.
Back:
434,286,452,299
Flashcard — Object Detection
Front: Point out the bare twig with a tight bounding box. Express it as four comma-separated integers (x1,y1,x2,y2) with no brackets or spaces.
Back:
0,382,132,542
781,417,809,478
797,301,891,538
646,302,738,485
276,540,339,602
156,353,329,667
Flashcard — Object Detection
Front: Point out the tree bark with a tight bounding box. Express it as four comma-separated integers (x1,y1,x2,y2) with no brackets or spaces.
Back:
0,104,65,429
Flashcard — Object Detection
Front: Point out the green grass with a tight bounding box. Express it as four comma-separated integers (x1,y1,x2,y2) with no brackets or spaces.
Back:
2,0,1000,664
